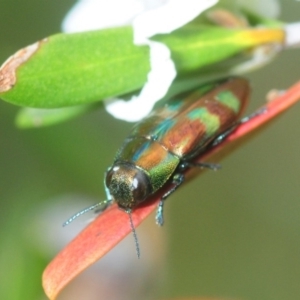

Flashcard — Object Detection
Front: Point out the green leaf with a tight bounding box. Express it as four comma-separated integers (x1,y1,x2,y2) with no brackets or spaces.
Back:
0,24,284,112
0,27,150,108
15,105,94,128
155,25,284,73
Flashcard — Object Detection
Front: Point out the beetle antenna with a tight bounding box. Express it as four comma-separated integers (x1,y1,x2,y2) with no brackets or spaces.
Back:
127,210,140,259
63,202,106,227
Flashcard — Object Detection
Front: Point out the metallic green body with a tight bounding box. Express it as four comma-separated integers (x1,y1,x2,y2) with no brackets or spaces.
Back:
106,77,250,211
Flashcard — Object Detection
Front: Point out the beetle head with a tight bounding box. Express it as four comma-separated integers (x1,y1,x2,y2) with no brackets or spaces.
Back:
106,162,152,210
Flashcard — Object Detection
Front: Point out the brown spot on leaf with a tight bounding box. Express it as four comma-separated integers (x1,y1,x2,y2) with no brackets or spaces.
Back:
206,8,249,28
0,39,47,93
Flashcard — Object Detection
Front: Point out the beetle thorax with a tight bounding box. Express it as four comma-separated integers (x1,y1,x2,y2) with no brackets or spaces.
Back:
105,162,152,210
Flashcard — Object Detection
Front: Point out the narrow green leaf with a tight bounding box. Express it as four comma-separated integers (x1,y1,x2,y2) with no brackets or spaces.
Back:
0,25,284,111
155,25,284,72
0,27,150,108
15,105,94,128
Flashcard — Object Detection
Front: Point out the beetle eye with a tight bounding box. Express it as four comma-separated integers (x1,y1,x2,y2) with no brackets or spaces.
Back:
106,163,152,210
131,169,151,202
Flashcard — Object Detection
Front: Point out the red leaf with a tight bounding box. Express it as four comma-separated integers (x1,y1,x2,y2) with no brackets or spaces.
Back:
43,80,300,300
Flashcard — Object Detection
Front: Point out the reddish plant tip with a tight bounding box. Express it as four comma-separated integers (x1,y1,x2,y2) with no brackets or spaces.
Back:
42,80,300,300
42,201,158,300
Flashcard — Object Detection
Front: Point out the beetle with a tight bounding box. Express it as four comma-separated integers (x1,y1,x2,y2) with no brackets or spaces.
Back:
64,77,251,231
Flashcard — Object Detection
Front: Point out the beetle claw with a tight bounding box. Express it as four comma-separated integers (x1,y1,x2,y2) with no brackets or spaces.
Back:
188,161,221,171
155,201,164,226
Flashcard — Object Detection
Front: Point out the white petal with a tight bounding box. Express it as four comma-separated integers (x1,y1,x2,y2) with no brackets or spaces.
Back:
62,0,145,32
62,0,218,122
105,0,218,121
237,0,280,19
104,41,176,122
230,44,281,74
284,22,300,48
133,0,218,42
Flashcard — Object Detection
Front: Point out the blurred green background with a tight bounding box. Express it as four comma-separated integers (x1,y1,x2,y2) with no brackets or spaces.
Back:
1,1,300,300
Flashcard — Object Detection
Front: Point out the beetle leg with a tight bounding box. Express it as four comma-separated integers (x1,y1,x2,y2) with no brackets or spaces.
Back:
156,173,185,226
157,108,266,203
211,107,267,148
239,107,267,123
184,161,221,171
178,161,221,172
155,203,164,226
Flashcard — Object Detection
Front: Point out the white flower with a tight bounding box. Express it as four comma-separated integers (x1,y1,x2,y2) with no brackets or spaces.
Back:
63,0,300,121
62,0,218,121
237,0,280,19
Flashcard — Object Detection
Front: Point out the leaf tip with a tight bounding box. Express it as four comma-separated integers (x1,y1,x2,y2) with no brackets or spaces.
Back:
42,270,56,300
0,39,47,93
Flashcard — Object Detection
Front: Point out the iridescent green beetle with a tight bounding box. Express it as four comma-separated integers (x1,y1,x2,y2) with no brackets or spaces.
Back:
64,77,252,256
64,77,250,232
